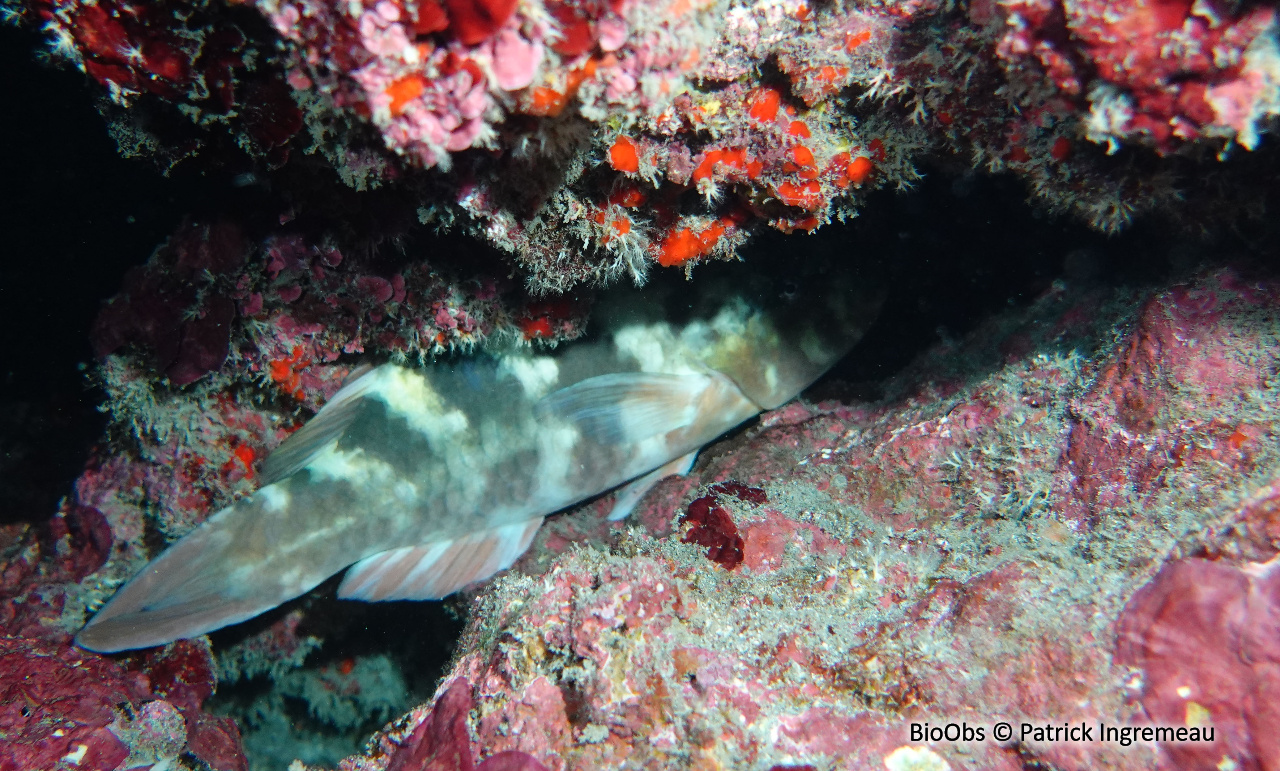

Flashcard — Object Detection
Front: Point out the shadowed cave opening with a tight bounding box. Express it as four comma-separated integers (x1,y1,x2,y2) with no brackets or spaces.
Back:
206,590,465,770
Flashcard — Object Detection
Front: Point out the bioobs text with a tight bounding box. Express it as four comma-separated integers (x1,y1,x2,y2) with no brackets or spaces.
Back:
910,723,985,742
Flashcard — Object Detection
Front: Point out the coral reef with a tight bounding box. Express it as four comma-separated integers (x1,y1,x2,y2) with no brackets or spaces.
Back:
8,0,1279,289
76,215,587,544
4,185,1278,770
16,0,303,168
0,631,245,771
4,0,1280,767
0,208,577,768
996,0,1280,152
302,265,1280,770
0,447,246,770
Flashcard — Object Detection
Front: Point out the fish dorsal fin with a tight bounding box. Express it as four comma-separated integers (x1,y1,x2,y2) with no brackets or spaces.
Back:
258,364,382,486
535,372,712,445
337,518,543,602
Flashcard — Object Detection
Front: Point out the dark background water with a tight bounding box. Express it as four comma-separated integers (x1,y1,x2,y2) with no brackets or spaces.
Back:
3,25,154,519
0,23,222,522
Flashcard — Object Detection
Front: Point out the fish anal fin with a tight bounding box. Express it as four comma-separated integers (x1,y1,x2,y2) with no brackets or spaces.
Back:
535,372,713,445
338,518,543,602
258,364,382,485
608,449,699,522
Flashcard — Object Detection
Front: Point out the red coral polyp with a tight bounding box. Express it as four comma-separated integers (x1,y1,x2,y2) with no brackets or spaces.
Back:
445,0,519,45
414,0,451,36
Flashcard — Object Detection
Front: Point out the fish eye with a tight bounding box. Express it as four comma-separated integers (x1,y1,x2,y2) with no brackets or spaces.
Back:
779,280,799,300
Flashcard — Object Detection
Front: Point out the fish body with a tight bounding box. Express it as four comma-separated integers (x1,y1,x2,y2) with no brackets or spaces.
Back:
76,262,882,652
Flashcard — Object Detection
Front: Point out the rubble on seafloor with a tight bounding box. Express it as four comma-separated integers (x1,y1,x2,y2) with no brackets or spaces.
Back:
6,0,1280,291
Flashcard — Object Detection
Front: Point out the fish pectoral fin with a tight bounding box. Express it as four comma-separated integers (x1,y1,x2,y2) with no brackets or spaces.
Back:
258,364,383,486
608,449,699,522
337,518,543,602
535,372,713,445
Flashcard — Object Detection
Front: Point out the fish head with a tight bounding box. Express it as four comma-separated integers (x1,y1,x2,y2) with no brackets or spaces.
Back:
675,251,886,409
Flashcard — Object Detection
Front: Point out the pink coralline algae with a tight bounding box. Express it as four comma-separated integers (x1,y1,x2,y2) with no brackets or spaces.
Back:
995,0,1280,152
1,471,246,768
304,265,1280,771
0,480,247,768
380,679,550,771
1057,272,1280,527
1,636,141,771
258,0,588,168
1116,554,1280,771
0,636,246,771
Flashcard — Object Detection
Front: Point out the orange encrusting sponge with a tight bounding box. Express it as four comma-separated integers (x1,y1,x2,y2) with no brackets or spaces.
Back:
657,219,732,267
609,136,640,173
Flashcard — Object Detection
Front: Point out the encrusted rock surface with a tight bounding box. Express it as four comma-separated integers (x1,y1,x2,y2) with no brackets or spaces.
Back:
11,0,1280,289
288,267,1280,771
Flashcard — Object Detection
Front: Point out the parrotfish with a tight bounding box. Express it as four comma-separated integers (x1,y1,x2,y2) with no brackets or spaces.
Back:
76,261,882,652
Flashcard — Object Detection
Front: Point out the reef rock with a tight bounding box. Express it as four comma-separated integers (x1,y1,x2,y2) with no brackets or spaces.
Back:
308,266,1280,771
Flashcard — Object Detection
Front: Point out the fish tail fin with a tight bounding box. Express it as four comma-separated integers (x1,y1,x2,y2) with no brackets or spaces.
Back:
75,495,319,652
